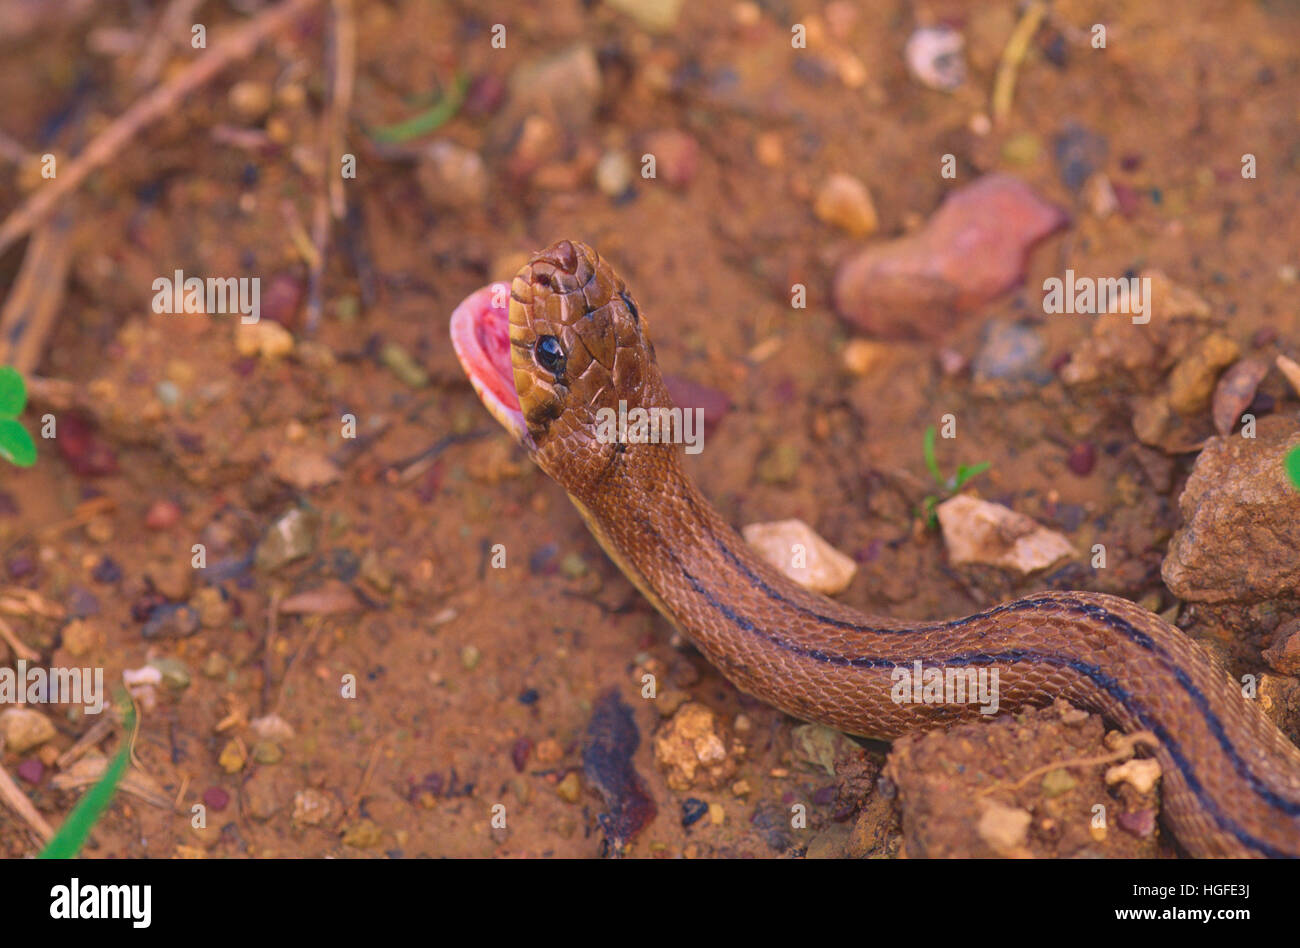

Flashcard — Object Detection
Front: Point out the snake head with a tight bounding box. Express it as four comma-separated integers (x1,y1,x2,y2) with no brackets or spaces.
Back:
451,239,673,492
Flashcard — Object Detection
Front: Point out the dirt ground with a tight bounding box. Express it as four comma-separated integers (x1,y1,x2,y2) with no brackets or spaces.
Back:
0,0,1298,858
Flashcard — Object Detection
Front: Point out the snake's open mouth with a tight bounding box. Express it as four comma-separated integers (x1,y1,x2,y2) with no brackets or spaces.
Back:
450,282,534,450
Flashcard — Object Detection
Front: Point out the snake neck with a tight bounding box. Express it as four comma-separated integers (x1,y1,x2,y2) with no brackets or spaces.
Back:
565,442,1300,858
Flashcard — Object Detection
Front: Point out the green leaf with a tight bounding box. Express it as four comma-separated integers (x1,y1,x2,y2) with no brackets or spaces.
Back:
923,425,943,485
0,418,36,467
952,461,991,490
368,74,469,144
39,699,135,859
0,366,26,416
1286,445,1300,491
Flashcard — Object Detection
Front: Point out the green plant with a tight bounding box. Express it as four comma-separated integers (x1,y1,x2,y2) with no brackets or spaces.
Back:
1286,444,1300,491
38,697,134,859
920,424,991,528
0,366,36,467
368,73,469,144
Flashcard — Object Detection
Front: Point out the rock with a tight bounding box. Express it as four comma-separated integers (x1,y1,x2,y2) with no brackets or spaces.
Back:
535,738,563,764
742,519,857,594
141,603,200,640
1163,417,1300,602
555,771,582,803
1105,758,1162,794
201,652,230,679
936,495,1075,575
416,141,488,209
605,0,683,32
1083,172,1119,219
1276,354,1300,398
976,800,1032,854
833,175,1068,339
503,45,600,139
595,149,633,197
252,741,283,765
972,320,1045,382
292,788,334,826
251,713,296,742
279,580,361,616
255,507,318,572
147,657,191,691
218,739,247,774
643,129,699,189
842,339,890,376
756,441,801,484
814,173,878,237
148,559,194,601
1212,357,1271,435
270,446,342,489
190,587,232,629
1040,768,1077,798
790,724,857,776
653,703,744,791
0,708,56,753
234,320,294,360
202,786,230,811
1053,121,1109,194
144,499,182,530
342,818,382,848
244,769,287,821
1066,442,1096,476
460,644,482,670
1167,333,1240,415
1263,620,1300,676
61,618,102,657
662,374,732,430
228,80,272,122
904,26,965,91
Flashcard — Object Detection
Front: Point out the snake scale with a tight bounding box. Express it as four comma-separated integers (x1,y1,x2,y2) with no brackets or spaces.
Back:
450,238,1300,858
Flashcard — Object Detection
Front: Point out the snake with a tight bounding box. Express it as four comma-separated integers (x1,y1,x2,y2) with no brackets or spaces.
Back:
450,238,1300,858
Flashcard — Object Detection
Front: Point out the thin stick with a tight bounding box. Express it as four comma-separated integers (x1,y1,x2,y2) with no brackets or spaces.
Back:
978,730,1160,796
0,616,39,661
0,763,55,844
0,0,324,259
56,715,117,770
132,0,207,90
0,211,75,374
991,0,1047,124
345,737,385,819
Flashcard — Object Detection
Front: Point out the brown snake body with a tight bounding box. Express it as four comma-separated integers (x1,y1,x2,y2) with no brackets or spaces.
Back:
451,239,1300,858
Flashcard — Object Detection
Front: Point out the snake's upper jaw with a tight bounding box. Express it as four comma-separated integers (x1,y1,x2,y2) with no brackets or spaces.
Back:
450,283,536,452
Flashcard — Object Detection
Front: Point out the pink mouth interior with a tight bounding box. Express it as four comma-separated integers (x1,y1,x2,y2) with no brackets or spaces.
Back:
450,283,530,446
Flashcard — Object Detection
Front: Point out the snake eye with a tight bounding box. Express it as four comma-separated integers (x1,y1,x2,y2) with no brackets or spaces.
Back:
535,334,566,379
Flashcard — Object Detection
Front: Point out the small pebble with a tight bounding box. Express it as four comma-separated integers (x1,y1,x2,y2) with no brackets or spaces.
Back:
7,554,34,580
681,797,708,827
460,645,482,670
517,688,539,705
203,786,231,811
16,758,43,784
904,26,965,91
643,129,699,188
595,149,634,197
90,555,122,583
813,173,878,237
1066,442,1096,476
555,771,582,803
510,738,532,772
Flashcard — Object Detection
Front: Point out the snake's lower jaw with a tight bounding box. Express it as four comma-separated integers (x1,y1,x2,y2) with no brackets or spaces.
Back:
450,283,536,452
